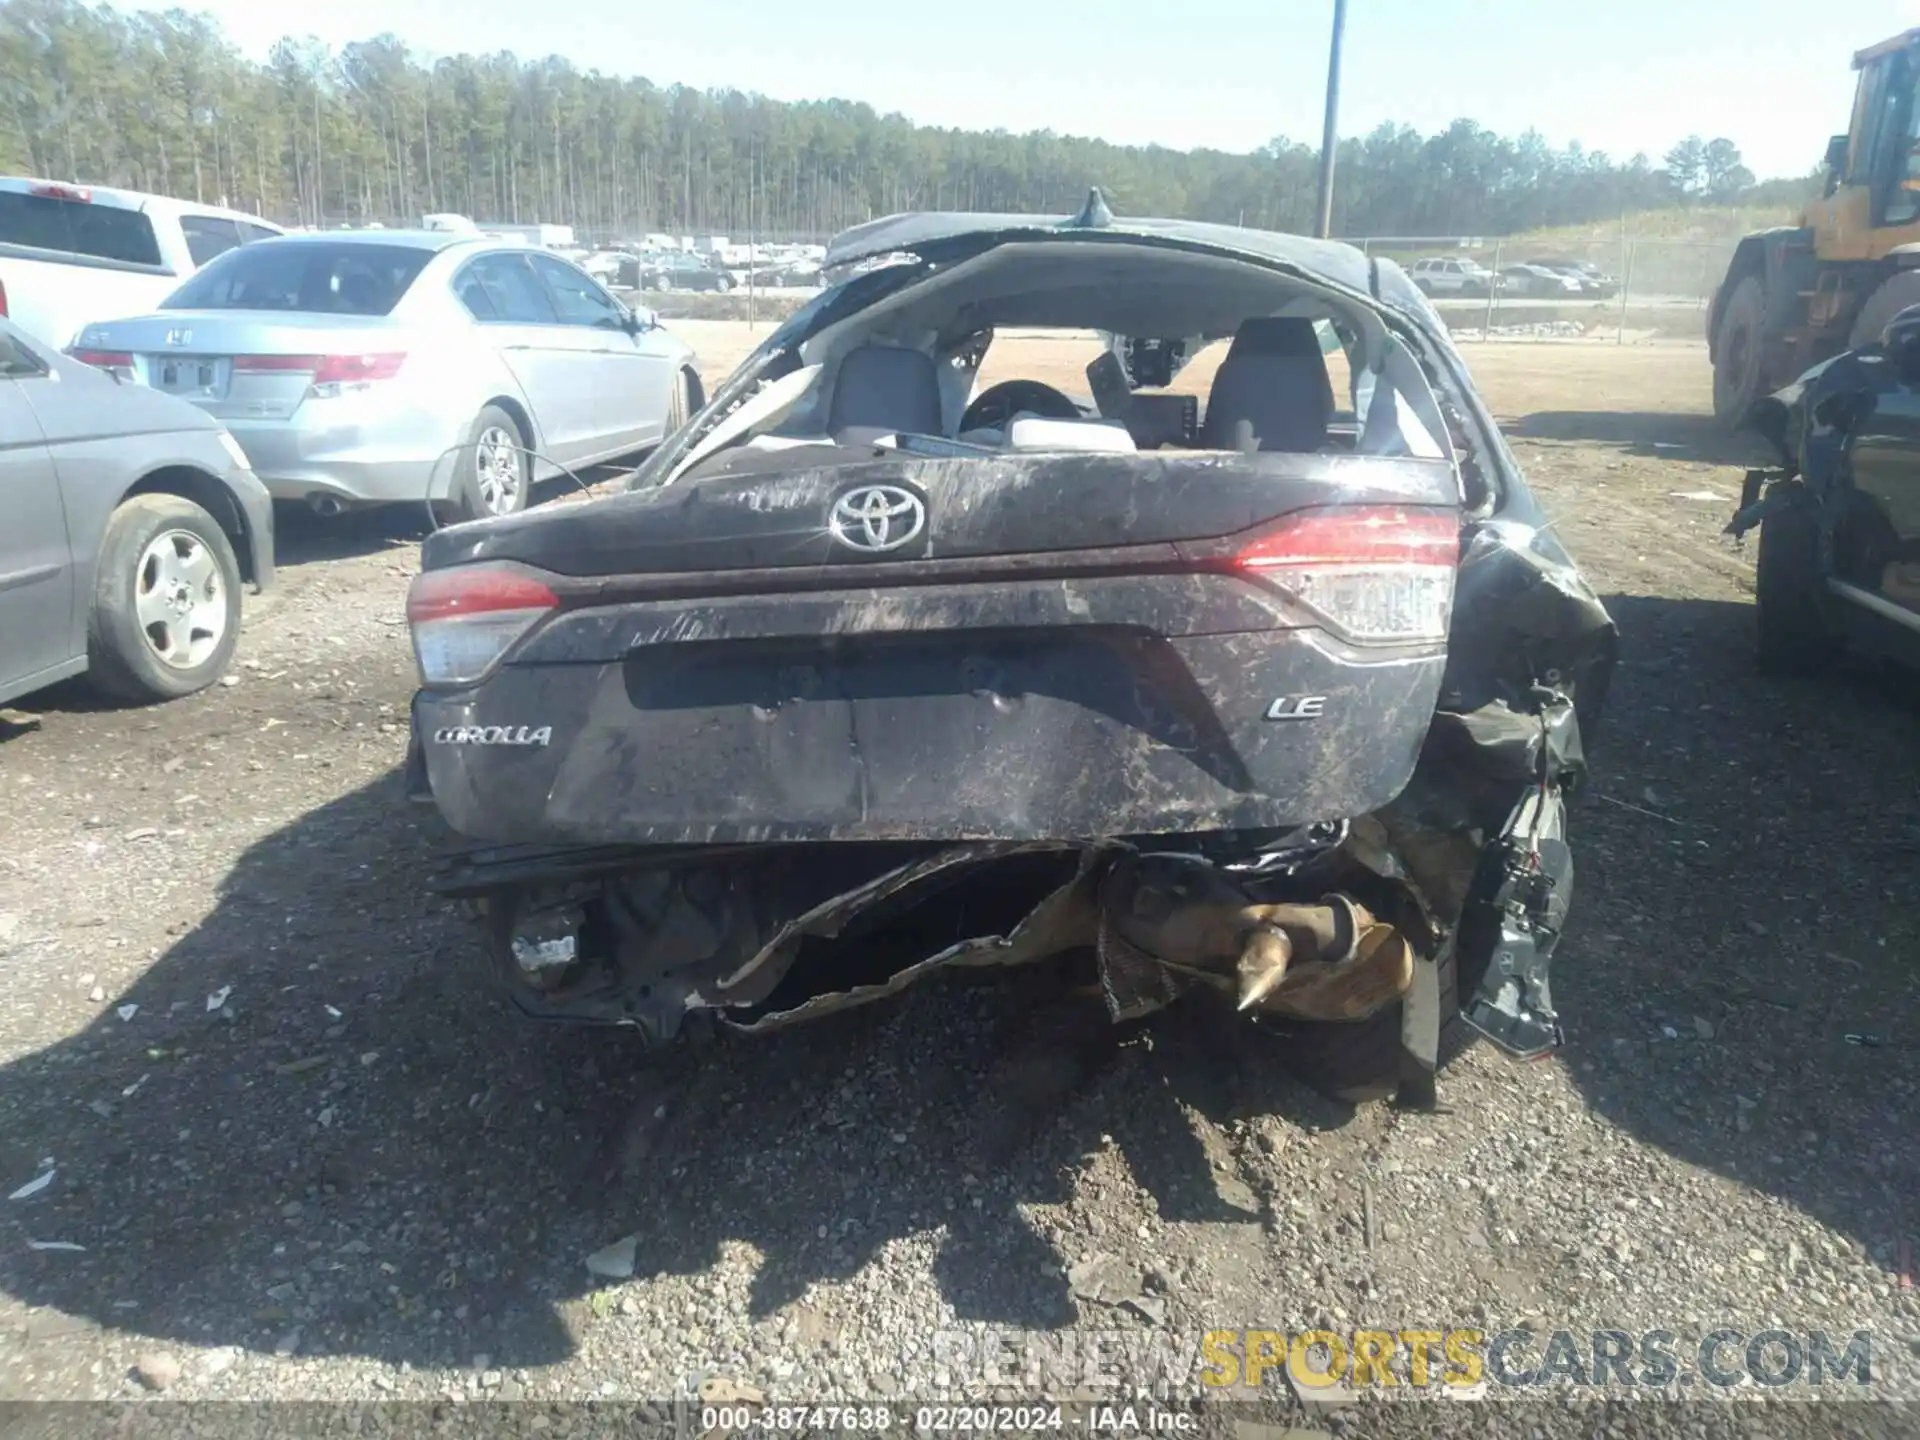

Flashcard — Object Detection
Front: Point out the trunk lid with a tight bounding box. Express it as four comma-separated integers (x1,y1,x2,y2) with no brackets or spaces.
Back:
427,449,1461,577
69,311,406,421
412,450,1464,846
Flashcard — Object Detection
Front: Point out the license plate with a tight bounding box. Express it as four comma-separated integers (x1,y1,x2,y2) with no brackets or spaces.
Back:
154,358,227,398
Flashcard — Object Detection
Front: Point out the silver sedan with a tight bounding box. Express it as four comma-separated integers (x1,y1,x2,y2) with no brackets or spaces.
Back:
69,231,703,523
0,317,274,707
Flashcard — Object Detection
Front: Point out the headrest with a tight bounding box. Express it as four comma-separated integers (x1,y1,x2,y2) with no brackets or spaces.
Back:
1226,316,1325,362
827,344,943,437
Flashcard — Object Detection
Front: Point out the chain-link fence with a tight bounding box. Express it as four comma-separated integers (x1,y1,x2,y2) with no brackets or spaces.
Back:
1346,236,1732,343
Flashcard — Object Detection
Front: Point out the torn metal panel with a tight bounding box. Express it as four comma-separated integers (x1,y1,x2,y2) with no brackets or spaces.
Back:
725,846,1106,1035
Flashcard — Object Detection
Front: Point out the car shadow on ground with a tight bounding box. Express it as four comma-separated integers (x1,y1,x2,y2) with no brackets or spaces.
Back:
2,588,1914,1375
1555,591,1918,1281
1506,411,1772,467
0,766,1361,1373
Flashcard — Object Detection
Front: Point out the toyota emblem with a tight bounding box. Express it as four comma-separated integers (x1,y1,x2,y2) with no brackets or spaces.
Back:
829,485,925,553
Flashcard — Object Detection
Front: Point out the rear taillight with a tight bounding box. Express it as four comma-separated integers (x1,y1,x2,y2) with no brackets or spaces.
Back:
314,353,407,384
30,183,91,202
406,564,559,687
1219,505,1459,643
0,277,9,317
68,347,135,380
234,352,406,395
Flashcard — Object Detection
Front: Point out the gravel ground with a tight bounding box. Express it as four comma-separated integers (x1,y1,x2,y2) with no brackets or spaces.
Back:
0,334,1914,1436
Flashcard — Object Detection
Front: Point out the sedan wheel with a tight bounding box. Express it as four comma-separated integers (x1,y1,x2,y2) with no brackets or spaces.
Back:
473,423,525,517
135,529,228,670
86,493,244,703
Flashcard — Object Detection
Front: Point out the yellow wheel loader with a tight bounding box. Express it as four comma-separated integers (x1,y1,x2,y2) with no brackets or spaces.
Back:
1710,28,1920,422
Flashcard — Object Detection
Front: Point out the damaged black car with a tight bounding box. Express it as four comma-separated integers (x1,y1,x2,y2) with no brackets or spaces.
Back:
402,191,1618,1106
1728,302,1920,675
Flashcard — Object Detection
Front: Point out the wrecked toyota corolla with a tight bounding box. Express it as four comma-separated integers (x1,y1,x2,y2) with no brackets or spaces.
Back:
402,193,1618,1104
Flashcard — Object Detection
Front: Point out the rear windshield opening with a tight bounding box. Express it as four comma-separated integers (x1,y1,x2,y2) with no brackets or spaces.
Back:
164,242,432,316
972,324,1358,423
649,242,1461,490
0,192,162,267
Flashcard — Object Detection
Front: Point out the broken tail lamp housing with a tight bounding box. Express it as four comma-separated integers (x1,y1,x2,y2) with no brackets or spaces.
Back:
1204,505,1459,644
407,565,559,687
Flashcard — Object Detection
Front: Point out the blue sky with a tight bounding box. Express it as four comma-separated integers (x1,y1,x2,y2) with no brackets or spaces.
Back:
176,0,1917,179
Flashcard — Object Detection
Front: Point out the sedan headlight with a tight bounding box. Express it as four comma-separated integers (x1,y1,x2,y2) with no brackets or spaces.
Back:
216,429,254,472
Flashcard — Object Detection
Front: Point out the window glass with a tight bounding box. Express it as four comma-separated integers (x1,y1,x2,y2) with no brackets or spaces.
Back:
1858,58,1902,185
457,253,559,324
1888,63,1920,226
240,222,281,245
181,215,243,268
164,242,432,315
0,330,48,378
530,253,623,327
0,192,163,265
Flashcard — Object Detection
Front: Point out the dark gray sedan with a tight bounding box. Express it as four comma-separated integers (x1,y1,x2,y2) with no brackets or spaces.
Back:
0,318,274,706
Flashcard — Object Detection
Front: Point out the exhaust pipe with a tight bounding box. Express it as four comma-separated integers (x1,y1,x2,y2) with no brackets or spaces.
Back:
1097,853,1414,1023
307,493,346,518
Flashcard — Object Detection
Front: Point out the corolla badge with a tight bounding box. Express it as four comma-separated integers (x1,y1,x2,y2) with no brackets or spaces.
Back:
433,725,551,746
829,485,925,553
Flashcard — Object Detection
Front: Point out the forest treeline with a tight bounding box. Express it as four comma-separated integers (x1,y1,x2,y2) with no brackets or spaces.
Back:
0,0,1818,239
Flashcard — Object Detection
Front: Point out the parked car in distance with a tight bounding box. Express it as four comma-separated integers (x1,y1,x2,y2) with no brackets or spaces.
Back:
1524,259,1618,298
69,231,703,524
0,317,274,707
1731,303,1920,674
1408,256,1497,297
638,250,734,293
0,177,282,351
1499,262,1584,297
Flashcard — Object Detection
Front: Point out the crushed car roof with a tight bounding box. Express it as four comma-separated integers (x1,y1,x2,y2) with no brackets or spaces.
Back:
823,190,1375,294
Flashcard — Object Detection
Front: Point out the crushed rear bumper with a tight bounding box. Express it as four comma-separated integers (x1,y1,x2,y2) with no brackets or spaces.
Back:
407,514,1617,1099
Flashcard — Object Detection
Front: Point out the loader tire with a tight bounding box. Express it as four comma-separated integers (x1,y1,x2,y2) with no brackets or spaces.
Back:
1755,484,1842,675
1713,274,1769,427
1848,270,1920,352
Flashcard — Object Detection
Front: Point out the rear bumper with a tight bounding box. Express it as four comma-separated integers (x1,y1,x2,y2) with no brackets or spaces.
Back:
412,605,1447,845
227,407,467,506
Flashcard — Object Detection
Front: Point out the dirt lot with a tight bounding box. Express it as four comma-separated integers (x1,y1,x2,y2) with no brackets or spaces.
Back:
0,329,1915,1426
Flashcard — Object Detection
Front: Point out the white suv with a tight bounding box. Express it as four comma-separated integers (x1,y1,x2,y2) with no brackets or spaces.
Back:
1408,256,1496,297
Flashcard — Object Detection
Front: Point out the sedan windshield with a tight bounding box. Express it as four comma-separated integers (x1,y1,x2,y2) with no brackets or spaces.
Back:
163,242,433,315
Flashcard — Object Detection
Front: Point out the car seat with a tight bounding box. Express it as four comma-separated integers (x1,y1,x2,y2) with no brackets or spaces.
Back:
336,269,384,314
827,345,944,442
1198,317,1334,454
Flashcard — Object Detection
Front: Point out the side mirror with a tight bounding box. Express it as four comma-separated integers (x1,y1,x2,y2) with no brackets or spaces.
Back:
624,304,657,334
1825,134,1850,174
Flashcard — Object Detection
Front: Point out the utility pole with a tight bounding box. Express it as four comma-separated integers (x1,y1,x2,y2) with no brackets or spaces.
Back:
1314,0,1348,239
